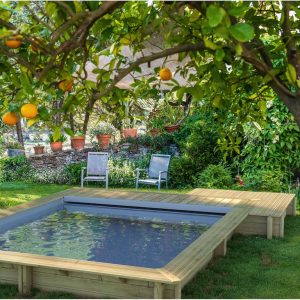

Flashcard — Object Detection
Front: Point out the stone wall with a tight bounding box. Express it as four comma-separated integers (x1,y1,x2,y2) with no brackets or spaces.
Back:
28,148,92,169
28,144,180,169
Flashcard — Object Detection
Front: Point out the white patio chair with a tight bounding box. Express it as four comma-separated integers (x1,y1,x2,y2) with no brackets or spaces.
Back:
81,152,109,189
136,154,171,190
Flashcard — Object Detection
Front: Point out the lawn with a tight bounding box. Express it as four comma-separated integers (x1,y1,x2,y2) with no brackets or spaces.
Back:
0,182,299,299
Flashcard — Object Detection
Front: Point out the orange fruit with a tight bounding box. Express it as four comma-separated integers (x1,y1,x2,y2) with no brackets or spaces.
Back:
5,35,22,49
21,103,38,119
159,68,172,81
2,112,19,126
58,80,73,92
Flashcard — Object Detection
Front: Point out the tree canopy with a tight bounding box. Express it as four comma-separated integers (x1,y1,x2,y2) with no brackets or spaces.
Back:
1,1,300,150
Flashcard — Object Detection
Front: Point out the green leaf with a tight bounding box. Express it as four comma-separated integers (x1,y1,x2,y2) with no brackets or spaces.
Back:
53,127,61,142
64,128,74,137
206,5,226,27
176,87,186,99
27,118,39,128
228,6,247,17
213,95,222,108
235,43,243,56
215,49,225,62
229,23,254,42
286,64,296,84
38,106,50,121
204,38,218,50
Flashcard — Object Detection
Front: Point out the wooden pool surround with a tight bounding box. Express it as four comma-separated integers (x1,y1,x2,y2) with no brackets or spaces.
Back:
0,188,296,298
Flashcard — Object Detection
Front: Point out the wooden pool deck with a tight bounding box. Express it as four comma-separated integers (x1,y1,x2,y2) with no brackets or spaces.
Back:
0,187,296,299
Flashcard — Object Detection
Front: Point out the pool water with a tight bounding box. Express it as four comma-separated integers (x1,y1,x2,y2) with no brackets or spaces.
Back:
0,209,210,268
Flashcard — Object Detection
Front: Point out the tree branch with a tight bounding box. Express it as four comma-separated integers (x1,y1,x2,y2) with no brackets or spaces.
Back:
93,42,205,100
282,2,300,79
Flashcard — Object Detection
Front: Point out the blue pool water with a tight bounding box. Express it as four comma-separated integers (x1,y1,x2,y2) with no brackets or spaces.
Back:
0,209,213,268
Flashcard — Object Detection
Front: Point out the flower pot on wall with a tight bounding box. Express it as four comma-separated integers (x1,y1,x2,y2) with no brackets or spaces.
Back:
122,128,138,138
149,129,160,137
33,146,45,155
50,142,63,152
71,136,85,151
97,134,111,150
165,124,180,133
7,149,25,158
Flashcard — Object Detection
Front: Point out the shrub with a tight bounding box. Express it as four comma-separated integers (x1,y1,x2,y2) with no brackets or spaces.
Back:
196,164,233,189
64,161,86,185
169,156,196,188
108,154,151,187
169,112,223,188
32,166,69,184
0,156,33,182
243,169,287,192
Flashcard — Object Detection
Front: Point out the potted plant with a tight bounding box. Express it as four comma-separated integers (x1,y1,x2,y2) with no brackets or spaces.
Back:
161,104,184,133
33,143,45,155
33,132,45,155
147,116,164,137
6,142,25,157
71,131,85,151
49,134,66,152
123,127,138,138
122,100,138,138
91,122,116,150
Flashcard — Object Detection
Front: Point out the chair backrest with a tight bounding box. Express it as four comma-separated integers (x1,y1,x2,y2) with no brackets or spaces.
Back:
87,152,109,176
148,154,171,179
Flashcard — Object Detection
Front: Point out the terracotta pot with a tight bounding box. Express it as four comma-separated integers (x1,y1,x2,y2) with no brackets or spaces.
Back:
71,136,85,151
149,129,160,137
122,128,138,138
165,124,180,133
50,141,63,152
33,146,44,155
96,134,111,150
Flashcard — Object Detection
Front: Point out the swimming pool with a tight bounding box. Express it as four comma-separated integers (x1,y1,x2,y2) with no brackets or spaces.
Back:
0,197,225,268
0,193,248,298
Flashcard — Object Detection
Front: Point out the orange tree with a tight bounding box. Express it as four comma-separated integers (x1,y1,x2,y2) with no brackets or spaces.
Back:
0,1,300,151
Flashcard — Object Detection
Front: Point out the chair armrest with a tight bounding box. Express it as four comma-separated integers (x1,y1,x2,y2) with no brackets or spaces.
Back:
81,167,87,180
158,171,168,181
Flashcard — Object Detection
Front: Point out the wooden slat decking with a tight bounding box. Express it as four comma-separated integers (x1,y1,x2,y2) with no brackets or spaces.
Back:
188,188,296,217
0,187,296,298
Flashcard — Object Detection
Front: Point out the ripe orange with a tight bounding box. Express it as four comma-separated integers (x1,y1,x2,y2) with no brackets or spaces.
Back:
5,35,22,49
2,112,19,126
21,103,38,119
58,80,73,92
159,68,172,81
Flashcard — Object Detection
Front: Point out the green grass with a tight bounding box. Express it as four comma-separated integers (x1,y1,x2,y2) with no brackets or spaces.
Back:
182,214,300,298
0,182,70,209
0,182,299,298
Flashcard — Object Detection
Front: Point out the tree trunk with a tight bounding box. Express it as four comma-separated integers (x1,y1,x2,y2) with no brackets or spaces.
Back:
268,81,300,128
277,93,300,129
16,120,24,146
83,98,97,134
70,112,75,132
